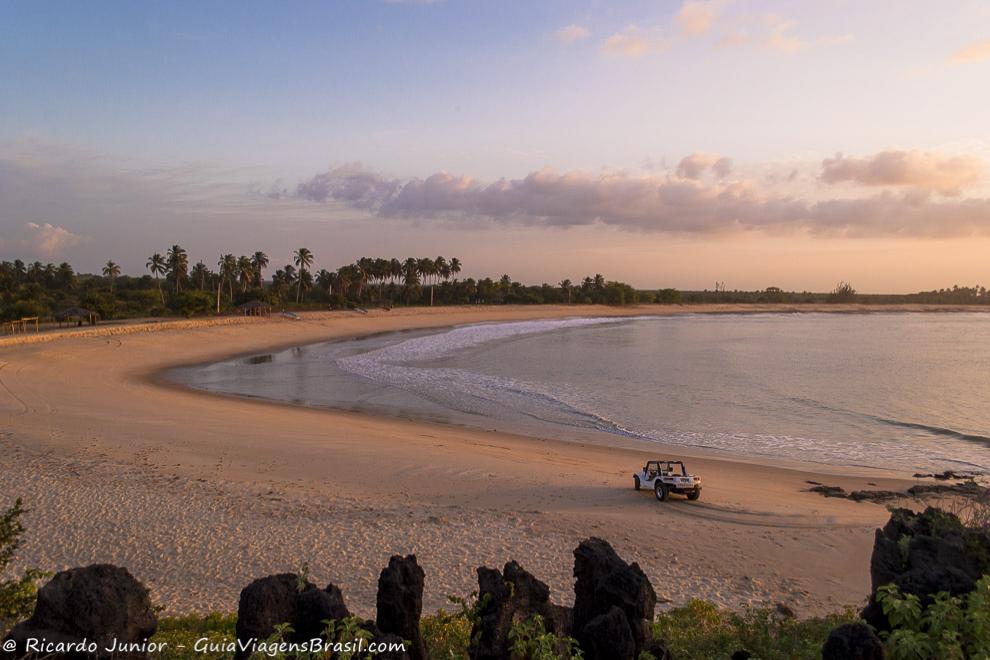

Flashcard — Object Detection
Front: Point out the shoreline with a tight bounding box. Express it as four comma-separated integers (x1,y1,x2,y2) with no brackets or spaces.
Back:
0,305,933,617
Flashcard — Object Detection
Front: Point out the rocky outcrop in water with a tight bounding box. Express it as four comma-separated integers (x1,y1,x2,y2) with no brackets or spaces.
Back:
2,564,156,659
233,573,350,660
376,554,427,660
572,537,661,660
861,507,990,630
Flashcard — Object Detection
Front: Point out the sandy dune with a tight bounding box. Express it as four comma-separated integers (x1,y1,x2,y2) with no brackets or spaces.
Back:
0,305,925,617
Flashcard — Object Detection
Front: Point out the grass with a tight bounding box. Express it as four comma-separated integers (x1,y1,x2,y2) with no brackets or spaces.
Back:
149,612,237,660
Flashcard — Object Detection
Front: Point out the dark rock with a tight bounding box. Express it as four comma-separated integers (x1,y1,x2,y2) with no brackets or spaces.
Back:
848,490,902,503
234,573,350,660
645,638,674,660
470,560,570,660
730,651,752,660
807,485,847,497
822,622,884,660
371,632,411,660
2,564,156,659
862,507,990,630
376,554,427,660
572,537,657,660
907,481,984,497
580,606,635,660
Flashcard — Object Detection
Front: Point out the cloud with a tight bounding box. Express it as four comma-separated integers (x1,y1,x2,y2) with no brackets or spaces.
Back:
19,222,84,258
821,150,984,196
949,39,990,64
764,14,804,53
602,25,670,58
676,1,720,37
676,153,733,179
293,161,990,237
553,24,590,44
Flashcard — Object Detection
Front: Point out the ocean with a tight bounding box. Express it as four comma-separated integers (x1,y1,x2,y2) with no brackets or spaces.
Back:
171,313,990,474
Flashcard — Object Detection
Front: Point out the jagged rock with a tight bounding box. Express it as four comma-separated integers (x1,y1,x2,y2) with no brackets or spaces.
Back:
2,564,156,659
862,507,990,630
580,606,634,660
730,651,752,660
572,537,657,660
371,632,411,660
822,622,884,660
234,573,350,660
376,554,426,660
469,560,571,660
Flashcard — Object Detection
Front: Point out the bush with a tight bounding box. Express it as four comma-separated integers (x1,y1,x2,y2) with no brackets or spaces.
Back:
652,600,858,660
169,291,214,317
877,576,990,659
656,288,682,304
508,614,583,660
0,498,48,635
421,594,478,659
150,612,237,660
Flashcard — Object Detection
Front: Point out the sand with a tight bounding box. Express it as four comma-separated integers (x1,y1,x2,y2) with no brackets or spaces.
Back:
0,304,945,618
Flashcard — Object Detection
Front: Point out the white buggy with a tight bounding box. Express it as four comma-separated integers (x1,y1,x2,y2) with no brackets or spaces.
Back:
633,460,702,501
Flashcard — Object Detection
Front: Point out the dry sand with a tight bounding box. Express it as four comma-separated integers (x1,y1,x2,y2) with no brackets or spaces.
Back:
0,304,946,617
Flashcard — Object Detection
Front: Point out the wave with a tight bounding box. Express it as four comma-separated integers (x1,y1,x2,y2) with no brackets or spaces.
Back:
334,320,989,473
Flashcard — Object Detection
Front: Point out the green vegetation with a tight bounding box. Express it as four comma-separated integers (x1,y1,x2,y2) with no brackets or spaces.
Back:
877,576,990,660
0,498,47,636
150,612,237,660
508,614,583,660
0,250,657,323
420,594,480,659
651,600,858,660
6,247,990,325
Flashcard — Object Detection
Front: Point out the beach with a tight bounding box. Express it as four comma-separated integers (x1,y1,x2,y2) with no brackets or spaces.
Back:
0,305,945,617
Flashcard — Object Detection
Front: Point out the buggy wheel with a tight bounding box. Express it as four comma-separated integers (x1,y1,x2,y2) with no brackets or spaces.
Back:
633,475,641,491
687,489,701,501
654,482,669,501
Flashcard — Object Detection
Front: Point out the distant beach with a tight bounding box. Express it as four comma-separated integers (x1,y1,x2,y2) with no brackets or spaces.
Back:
0,305,968,616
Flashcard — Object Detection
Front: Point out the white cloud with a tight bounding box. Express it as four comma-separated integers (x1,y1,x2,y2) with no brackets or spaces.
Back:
949,39,990,64
294,160,990,237
676,1,720,37
602,25,670,58
821,150,984,196
553,24,590,44
20,222,84,258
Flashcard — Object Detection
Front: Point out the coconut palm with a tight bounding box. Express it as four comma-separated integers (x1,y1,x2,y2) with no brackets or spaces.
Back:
102,261,121,295
146,253,166,304
449,257,461,280
293,248,314,303
190,261,210,291
251,251,269,286
237,256,254,293
166,245,189,293
560,279,573,303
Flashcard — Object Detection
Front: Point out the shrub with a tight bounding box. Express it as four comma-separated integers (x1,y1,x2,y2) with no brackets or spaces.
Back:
169,291,214,317
877,576,990,659
652,599,858,660
150,612,237,660
508,613,583,660
421,594,479,658
0,498,48,635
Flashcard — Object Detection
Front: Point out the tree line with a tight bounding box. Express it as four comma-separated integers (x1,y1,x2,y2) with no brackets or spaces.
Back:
0,248,643,321
4,251,990,323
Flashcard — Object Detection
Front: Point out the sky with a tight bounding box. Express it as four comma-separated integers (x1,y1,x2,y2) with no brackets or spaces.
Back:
2,0,990,292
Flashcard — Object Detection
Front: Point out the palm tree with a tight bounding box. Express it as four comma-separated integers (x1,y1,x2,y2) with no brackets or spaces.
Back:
449,257,461,280
251,251,269,287
403,258,420,303
237,256,254,292
560,279,573,303
166,245,189,293
146,253,166,304
102,261,121,295
293,248,314,303
190,261,210,291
